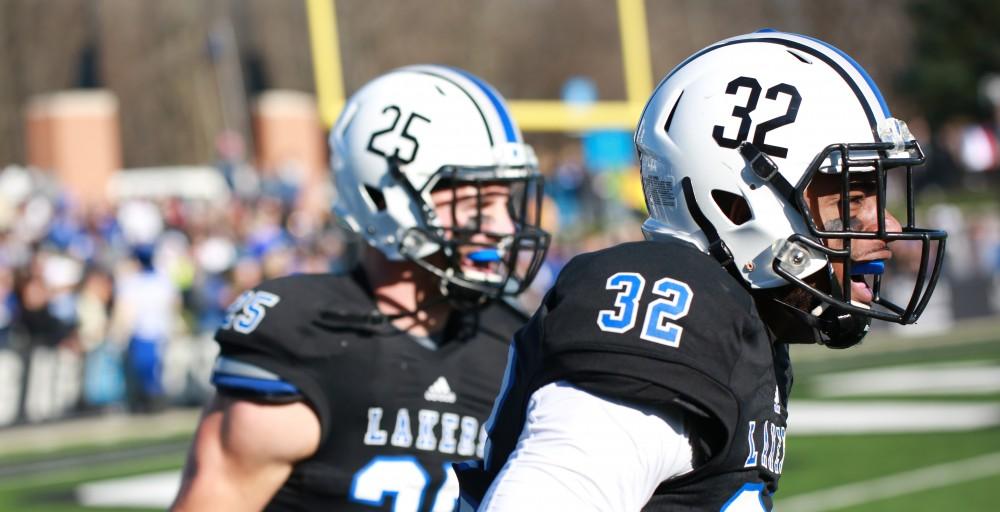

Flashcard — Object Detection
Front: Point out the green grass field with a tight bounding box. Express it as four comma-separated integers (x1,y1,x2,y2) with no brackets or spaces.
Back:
777,430,1000,511
1,320,998,511
0,452,185,512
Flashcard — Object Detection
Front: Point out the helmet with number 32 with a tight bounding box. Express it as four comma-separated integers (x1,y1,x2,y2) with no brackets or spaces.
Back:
331,65,549,302
636,30,947,347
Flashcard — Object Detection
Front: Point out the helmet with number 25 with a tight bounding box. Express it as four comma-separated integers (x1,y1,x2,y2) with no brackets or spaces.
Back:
637,30,947,348
331,65,549,304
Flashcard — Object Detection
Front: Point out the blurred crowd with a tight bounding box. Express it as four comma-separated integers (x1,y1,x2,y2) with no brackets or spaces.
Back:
0,121,998,424
0,144,349,418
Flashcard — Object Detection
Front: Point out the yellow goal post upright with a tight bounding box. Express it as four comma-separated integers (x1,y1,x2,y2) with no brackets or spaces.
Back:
304,0,654,132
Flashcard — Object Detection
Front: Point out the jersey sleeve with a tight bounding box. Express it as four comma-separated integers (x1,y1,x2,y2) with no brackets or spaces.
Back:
478,381,693,512
210,356,302,402
211,277,334,437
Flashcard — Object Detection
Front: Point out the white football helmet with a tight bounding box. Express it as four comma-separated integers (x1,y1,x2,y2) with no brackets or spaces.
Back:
331,65,549,303
636,30,947,346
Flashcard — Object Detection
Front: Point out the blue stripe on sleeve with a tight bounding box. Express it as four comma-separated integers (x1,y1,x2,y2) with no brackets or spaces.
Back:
212,373,301,395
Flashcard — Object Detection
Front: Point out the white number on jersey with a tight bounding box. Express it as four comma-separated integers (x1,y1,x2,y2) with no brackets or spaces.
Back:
721,482,767,511
222,290,280,334
350,456,459,512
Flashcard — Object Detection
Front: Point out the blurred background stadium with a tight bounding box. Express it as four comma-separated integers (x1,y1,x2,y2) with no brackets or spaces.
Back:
0,0,998,510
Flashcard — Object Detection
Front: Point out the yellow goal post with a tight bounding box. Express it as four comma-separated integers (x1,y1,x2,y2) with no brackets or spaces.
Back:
305,0,653,132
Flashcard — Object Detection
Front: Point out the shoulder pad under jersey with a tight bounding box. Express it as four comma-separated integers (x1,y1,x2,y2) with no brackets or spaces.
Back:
533,240,766,422
214,272,375,361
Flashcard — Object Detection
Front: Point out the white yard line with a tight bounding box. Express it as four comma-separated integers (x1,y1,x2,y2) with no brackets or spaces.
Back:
811,363,1000,397
75,469,181,509
788,401,1000,434
776,451,1000,512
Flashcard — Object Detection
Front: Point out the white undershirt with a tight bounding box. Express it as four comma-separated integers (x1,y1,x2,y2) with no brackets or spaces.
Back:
478,380,694,511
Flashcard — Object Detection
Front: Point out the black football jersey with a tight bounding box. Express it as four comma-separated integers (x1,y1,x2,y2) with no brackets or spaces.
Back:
456,240,792,511
213,270,525,511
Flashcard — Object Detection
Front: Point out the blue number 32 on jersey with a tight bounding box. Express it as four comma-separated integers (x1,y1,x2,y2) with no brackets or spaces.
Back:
596,272,693,348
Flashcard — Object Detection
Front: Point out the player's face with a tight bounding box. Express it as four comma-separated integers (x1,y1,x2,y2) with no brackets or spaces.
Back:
430,182,515,274
805,172,900,305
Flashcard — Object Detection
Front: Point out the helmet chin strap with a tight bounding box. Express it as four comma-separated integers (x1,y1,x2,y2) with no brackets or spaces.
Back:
314,246,488,332
314,293,456,331
761,270,871,348
441,277,492,310
767,295,871,348
679,177,738,275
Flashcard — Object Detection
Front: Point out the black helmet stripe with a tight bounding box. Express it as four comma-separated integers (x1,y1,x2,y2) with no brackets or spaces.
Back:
413,69,495,146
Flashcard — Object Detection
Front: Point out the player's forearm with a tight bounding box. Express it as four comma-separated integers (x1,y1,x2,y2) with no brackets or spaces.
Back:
171,457,288,512
172,483,267,511
171,476,249,512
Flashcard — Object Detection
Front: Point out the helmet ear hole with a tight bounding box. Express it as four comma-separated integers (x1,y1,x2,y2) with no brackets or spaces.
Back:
711,190,752,225
364,185,387,212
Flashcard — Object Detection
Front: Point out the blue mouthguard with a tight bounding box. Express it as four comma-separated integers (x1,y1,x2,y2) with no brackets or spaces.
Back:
851,260,885,275
468,248,501,263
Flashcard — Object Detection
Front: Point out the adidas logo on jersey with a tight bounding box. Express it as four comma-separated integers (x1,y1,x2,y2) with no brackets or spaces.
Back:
424,376,457,403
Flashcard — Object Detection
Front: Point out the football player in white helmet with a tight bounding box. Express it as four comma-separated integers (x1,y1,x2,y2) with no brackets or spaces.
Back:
636,28,946,348
173,66,548,511
458,31,946,512
331,66,549,310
